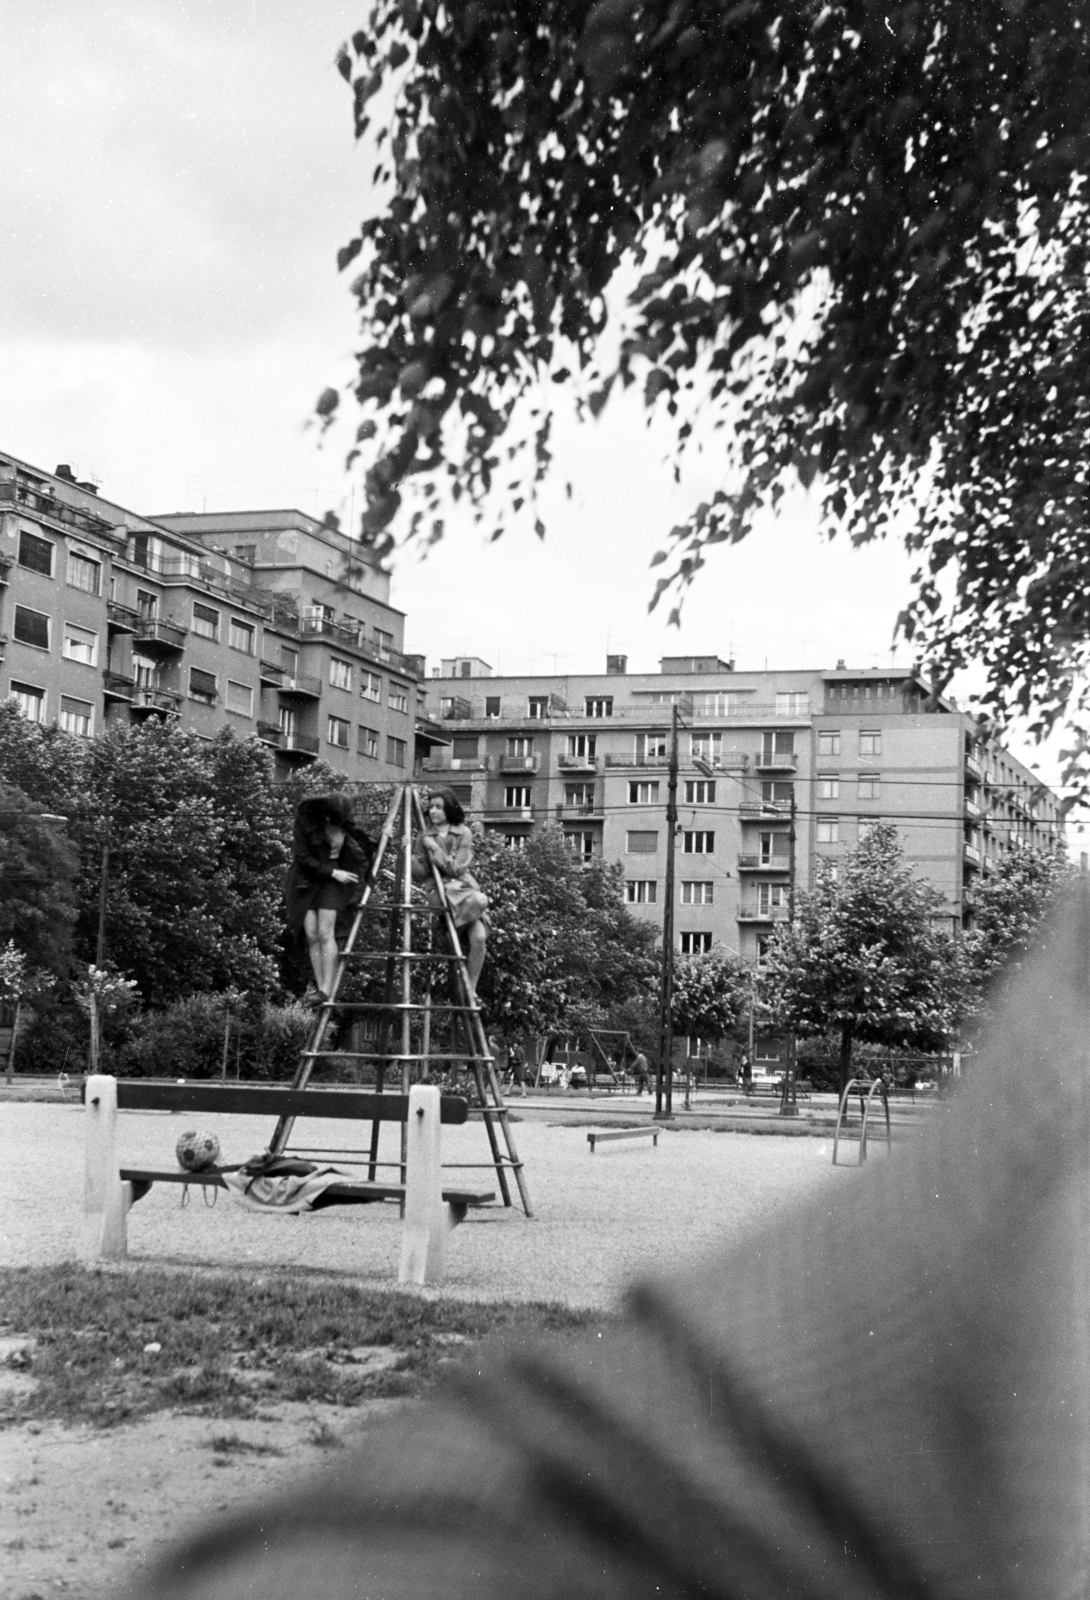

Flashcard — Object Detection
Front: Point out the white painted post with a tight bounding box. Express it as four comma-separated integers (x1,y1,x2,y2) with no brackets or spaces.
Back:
83,1074,127,1260
398,1085,446,1286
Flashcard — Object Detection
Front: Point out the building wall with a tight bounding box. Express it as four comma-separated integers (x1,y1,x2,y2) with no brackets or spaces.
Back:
422,661,1063,957
0,453,420,783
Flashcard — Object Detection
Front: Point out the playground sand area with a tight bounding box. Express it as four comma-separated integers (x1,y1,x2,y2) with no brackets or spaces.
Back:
1,1099,852,1600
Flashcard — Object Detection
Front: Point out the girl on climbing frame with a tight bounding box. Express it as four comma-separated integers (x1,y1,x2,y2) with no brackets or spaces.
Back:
413,788,489,998
285,793,375,1003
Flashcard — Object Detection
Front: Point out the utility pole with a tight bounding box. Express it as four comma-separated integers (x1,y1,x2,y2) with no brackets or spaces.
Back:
656,702,679,1119
779,789,799,1117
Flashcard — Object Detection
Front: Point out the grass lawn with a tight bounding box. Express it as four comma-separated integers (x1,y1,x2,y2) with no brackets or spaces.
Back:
0,1263,605,1430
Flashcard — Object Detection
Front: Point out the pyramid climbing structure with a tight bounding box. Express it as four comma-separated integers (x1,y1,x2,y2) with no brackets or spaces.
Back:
268,783,533,1216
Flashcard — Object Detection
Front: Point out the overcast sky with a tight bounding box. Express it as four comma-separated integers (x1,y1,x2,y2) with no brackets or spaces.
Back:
2,0,1079,807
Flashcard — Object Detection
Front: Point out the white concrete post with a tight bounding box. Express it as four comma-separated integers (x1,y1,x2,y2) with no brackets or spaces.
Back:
398,1085,446,1286
83,1074,128,1260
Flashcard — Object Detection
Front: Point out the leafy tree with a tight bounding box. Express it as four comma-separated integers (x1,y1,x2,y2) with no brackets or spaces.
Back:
763,822,962,1092
0,779,78,977
0,701,85,813
963,844,1073,1003
472,828,657,1037
670,947,751,1045
328,0,1087,760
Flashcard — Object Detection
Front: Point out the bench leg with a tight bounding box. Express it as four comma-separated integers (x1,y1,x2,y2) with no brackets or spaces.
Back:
447,1201,468,1228
83,1075,128,1261
398,1086,446,1286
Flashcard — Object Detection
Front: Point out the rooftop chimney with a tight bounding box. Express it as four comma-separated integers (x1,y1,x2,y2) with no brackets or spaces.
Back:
54,464,77,482
606,654,627,675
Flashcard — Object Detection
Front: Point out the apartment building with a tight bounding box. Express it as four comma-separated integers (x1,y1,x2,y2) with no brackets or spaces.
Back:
422,654,1063,961
0,451,429,781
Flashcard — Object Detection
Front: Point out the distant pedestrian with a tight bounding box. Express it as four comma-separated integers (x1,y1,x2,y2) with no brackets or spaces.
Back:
633,1050,651,1096
488,1033,508,1084
508,1042,528,1098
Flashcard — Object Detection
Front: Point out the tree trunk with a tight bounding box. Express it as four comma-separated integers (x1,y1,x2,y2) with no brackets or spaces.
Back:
5,999,21,1085
89,991,100,1075
838,1024,854,1100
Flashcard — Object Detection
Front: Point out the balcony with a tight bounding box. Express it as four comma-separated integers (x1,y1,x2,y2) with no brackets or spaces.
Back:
755,751,798,773
132,617,187,654
279,732,320,760
256,721,283,747
486,806,535,822
604,754,669,769
438,695,474,721
557,752,599,772
964,842,982,867
964,797,982,819
421,753,492,773
103,671,135,701
130,687,182,717
259,658,285,686
106,602,139,634
738,799,790,816
277,672,322,701
0,551,12,584
737,906,790,923
965,754,983,782
500,753,541,774
737,854,789,872
556,804,603,821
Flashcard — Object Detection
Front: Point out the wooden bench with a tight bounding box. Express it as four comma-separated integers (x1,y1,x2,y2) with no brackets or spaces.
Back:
587,1126,661,1153
83,1076,495,1285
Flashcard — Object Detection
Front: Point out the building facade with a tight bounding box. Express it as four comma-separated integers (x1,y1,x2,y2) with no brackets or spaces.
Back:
422,654,1063,960
0,452,431,781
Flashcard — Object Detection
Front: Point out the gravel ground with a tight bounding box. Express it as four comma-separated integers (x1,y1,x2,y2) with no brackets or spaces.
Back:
0,1101,858,1309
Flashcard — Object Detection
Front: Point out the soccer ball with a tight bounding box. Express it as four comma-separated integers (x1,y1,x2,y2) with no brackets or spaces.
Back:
175,1129,221,1172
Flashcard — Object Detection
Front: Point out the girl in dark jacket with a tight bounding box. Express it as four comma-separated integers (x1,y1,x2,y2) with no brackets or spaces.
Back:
285,794,375,1001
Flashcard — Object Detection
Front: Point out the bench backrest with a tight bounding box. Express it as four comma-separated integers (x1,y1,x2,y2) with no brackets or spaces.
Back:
109,1081,469,1125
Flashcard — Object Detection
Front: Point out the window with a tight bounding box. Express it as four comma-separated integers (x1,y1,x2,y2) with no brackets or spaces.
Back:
374,628,394,659
816,818,840,844
459,661,472,678
448,784,473,806
758,883,788,915
132,654,157,689
823,862,840,883
761,781,793,808
626,880,657,904
626,830,658,853
565,783,595,808
8,682,45,723
13,606,50,650
136,589,158,619
188,667,218,705
756,937,771,968
636,732,668,762
527,696,550,718
693,691,742,717
683,831,714,853
451,735,479,759
387,735,407,767
278,706,296,738
18,531,53,576
566,830,595,861
358,725,379,759
507,736,534,756
58,695,93,736
684,780,716,804
858,774,881,799
327,715,350,748
329,658,352,691
62,623,98,666
690,732,722,765
567,734,597,759
388,684,409,714
776,691,809,716
758,831,790,864
67,549,101,594
681,881,714,904
585,697,614,718
818,730,841,757
362,671,382,702
761,730,796,763
628,781,660,804
229,619,255,655
485,696,501,718
226,680,253,716
859,817,881,841
234,543,257,564
505,785,532,808
191,602,220,641
680,932,713,955
817,773,840,800
502,832,527,851
859,730,882,756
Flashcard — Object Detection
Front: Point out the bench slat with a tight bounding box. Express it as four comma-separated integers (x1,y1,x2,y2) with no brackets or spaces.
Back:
112,1083,468,1124
119,1168,494,1206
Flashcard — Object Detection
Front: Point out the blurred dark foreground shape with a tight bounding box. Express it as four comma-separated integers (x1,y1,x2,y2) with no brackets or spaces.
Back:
136,888,1090,1600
